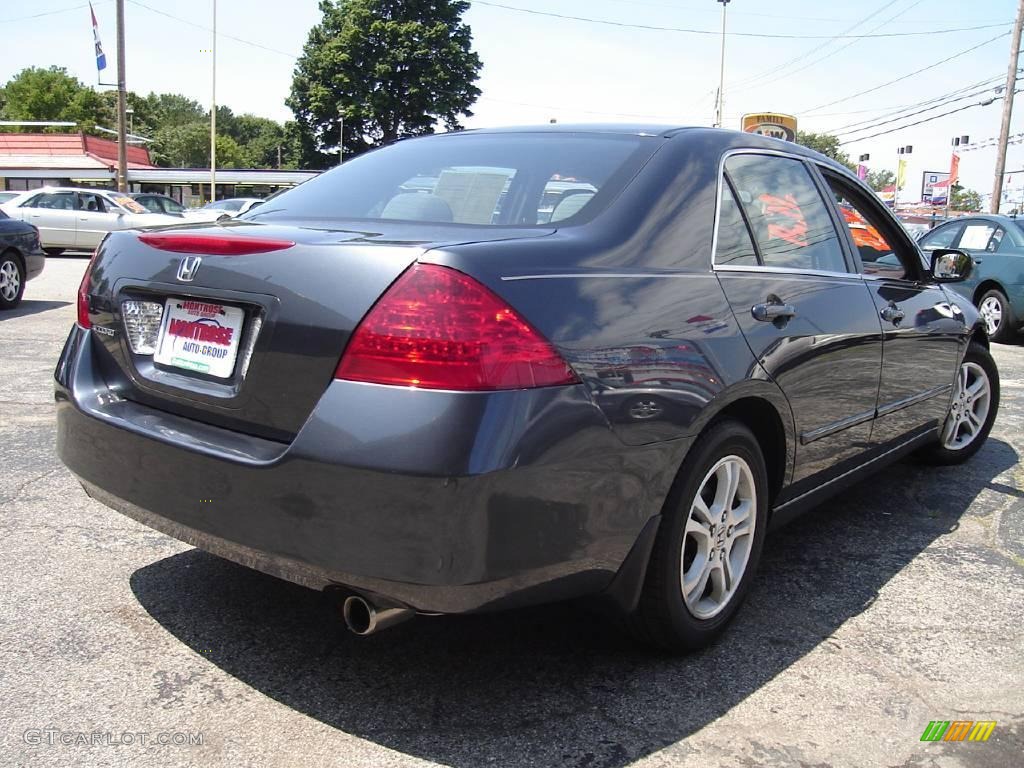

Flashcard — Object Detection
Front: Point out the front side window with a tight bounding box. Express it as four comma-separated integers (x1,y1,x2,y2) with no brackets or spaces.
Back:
244,133,654,227
825,177,907,280
919,222,964,251
725,154,847,273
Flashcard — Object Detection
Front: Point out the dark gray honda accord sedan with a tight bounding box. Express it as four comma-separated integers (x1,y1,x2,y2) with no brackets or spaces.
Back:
56,126,999,650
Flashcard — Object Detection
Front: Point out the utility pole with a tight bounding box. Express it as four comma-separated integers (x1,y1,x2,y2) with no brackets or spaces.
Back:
714,0,731,128
210,0,217,202
991,0,1024,213
114,0,126,192
339,107,345,164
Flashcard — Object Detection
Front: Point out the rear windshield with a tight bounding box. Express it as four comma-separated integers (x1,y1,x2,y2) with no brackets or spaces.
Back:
244,133,655,227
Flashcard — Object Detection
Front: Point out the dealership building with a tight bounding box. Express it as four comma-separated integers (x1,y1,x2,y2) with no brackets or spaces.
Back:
0,132,318,205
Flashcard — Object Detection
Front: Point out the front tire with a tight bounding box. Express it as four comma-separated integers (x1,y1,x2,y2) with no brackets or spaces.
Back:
628,419,768,651
920,342,999,465
0,252,25,310
977,288,1015,343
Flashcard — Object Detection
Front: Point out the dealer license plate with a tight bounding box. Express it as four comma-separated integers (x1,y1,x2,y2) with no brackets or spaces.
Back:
153,298,245,378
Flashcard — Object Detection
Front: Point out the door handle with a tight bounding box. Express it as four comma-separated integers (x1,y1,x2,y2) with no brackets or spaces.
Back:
880,304,905,324
751,302,797,323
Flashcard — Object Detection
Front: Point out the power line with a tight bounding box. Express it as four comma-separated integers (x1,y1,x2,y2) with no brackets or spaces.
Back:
836,88,1001,138
827,74,1007,134
803,31,1010,113
553,0,997,24
126,0,299,59
469,1,1010,39
0,1,111,25
727,0,905,92
837,91,1020,145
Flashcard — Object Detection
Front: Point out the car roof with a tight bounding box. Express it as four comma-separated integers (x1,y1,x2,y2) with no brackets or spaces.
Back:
16,186,119,196
411,125,848,173
944,213,1022,227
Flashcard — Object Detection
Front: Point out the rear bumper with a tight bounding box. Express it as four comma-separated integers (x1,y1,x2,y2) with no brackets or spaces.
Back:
56,325,688,614
25,248,45,280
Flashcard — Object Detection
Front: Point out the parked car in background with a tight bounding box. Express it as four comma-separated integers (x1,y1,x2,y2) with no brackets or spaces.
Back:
57,126,997,652
918,214,1024,342
189,197,264,218
0,187,180,255
129,193,187,217
0,207,45,309
0,191,19,205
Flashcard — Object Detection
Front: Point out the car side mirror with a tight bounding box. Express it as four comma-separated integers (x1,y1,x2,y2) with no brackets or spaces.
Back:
929,249,972,283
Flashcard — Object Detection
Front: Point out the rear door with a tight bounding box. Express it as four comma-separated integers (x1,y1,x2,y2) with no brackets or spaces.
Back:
714,152,883,486
818,168,963,446
18,191,77,248
75,192,123,250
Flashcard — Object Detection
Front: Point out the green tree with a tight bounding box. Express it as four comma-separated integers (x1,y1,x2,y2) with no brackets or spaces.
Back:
865,169,896,193
0,66,111,132
288,0,482,167
795,130,855,170
151,122,251,168
951,185,982,212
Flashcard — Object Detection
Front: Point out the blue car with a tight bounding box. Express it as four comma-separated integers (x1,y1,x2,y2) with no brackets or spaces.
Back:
919,215,1024,342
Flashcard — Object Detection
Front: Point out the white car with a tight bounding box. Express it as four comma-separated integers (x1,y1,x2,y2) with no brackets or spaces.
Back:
182,197,264,222
0,187,180,254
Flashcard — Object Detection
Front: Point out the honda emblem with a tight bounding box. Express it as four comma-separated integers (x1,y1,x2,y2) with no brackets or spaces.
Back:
176,256,202,282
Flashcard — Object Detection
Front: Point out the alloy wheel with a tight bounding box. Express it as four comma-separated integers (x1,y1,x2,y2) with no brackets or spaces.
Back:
942,361,991,450
0,259,20,302
681,455,757,620
979,296,1002,337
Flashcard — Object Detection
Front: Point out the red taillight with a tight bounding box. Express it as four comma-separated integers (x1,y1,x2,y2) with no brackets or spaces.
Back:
77,251,97,329
335,264,579,391
137,232,294,255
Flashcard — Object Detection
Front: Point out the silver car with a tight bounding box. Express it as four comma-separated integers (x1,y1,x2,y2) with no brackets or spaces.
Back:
0,187,180,254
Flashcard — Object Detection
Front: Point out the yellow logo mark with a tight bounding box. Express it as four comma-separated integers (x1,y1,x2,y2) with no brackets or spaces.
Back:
969,721,997,742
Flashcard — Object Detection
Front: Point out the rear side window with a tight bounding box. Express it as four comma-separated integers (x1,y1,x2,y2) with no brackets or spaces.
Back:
715,183,758,266
245,133,653,227
725,154,847,273
28,192,76,210
919,222,964,250
958,223,998,250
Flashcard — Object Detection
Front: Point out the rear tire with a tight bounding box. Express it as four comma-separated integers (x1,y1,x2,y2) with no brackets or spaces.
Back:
627,419,768,652
977,288,1015,343
44,248,64,257
920,342,999,465
0,251,25,310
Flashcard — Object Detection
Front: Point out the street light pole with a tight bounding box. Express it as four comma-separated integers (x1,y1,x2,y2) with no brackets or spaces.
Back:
210,0,217,203
991,0,1024,213
714,0,730,128
114,0,126,193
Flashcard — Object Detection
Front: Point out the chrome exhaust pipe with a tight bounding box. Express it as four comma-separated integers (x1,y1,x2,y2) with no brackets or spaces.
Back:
342,595,414,636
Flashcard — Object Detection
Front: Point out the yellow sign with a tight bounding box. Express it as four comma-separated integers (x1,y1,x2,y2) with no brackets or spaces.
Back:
741,113,798,142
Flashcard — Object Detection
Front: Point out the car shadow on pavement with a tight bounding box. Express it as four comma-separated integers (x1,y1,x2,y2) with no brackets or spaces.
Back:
0,300,71,320
130,438,1018,767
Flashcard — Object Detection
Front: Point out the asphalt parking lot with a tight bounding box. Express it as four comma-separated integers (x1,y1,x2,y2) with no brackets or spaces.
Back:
2,257,1022,768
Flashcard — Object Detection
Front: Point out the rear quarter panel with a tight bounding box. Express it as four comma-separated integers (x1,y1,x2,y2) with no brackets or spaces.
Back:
425,130,796,466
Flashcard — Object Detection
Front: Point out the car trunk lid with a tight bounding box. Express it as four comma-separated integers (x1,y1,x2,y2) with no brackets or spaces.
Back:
85,220,554,441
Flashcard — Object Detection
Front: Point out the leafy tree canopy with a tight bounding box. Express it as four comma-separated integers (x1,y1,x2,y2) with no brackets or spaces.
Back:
0,67,111,132
951,186,982,212
0,67,300,169
866,169,896,193
288,0,482,168
795,130,855,171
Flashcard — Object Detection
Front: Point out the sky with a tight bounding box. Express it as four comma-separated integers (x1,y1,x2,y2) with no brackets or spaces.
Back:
1,0,1022,205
